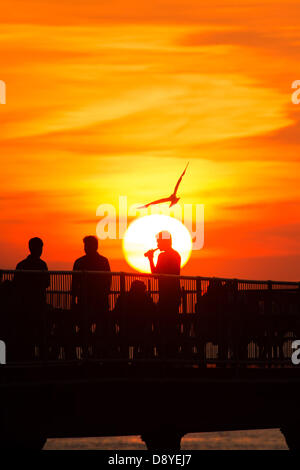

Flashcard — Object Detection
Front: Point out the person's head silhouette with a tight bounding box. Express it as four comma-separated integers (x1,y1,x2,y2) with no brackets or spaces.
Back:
156,231,172,252
29,237,44,259
129,280,147,295
83,236,98,255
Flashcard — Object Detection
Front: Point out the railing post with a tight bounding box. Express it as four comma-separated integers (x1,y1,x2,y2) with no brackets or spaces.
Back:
268,281,272,291
119,272,126,326
120,272,125,296
196,277,202,309
232,279,240,365
267,280,273,316
195,277,203,364
41,279,49,363
267,281,273,365
82,270,89,359
119,272,126,357
182,286,187,315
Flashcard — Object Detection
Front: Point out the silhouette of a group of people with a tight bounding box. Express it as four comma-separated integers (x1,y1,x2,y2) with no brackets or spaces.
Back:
0,231,182,361
1,235,296,364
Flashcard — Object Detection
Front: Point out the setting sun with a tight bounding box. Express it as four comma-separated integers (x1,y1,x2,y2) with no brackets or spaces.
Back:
122,214,193,273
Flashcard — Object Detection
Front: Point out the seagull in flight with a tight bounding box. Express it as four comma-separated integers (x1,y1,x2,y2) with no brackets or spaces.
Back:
138,162,189,209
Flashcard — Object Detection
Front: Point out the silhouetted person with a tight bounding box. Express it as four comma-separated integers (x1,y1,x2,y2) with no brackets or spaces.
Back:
72,236,111,356
197,279,228,363
146,231,181,312
14,237,50,360
145,231,181,356
114,280,156,358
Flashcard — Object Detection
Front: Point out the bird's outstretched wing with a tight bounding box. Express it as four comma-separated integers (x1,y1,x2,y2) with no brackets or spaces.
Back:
172,162,189,196
138,196,171,209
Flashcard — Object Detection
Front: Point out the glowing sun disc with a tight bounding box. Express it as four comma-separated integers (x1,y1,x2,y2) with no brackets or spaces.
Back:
123,214,192,273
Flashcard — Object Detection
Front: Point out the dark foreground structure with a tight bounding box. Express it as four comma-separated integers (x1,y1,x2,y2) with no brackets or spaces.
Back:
0,270,300,450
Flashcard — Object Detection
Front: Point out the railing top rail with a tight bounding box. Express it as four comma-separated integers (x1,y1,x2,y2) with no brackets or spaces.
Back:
1,269,299,286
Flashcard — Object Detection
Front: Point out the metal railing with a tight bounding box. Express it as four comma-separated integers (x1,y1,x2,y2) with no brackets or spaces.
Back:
0,270,299,367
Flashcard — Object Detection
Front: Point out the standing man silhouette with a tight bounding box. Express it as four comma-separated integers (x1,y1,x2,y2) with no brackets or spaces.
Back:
145,231,181,356
15,237,50,360
72,236,111,356
16,237,49,275
146,231,181,307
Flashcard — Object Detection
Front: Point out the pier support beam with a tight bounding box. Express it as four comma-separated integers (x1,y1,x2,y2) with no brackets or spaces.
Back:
280,425,300,450
0,432,47,450
141,431,184,451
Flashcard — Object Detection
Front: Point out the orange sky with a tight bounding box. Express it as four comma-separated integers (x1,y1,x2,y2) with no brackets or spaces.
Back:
1,0,300,280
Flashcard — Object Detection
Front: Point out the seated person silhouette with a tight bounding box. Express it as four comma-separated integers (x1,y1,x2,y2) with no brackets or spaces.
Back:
145,231,181,357
72,236,111,350
196,279,224,359
14,237,50,360
113,280,156,358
